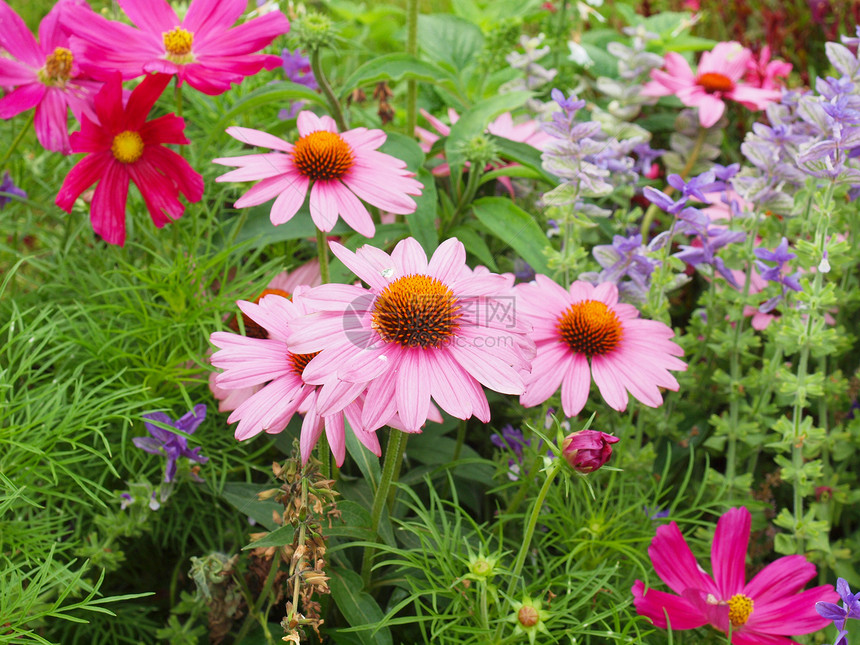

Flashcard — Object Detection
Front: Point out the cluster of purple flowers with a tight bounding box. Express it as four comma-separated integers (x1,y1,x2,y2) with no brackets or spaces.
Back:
753,237,802,312
541,89,642,211
278,48,318,121
579,232,665,304
0,172,27,210
133,404,209,484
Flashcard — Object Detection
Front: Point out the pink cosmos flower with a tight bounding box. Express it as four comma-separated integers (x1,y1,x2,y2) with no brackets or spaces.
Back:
0,0,102,154
286,237,536,433
642,42,783,128
213,111,423,238
209,259,323,413
632,507,838,643
55,72,203,246
516,277,686,417
210,288,379,465
61,0,289,95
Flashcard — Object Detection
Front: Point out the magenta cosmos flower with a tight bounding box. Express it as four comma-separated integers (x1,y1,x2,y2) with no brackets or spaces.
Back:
287,237,535,432
516,277,685,417
213,111,423,237
55,73,203,246
210,288,441,465
642,42,782,128
0,0,102,154
61,0,289,95
632,507,838,644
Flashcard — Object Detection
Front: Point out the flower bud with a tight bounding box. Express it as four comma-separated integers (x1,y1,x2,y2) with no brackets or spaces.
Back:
561,430,619,473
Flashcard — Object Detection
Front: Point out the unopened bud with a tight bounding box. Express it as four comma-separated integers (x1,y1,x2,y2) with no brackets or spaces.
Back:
561,430,619,473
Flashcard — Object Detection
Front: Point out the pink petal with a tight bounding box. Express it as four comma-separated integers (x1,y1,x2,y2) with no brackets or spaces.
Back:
233,172,303,208
89,160,129,246
309,180,340,231
328,241,393,292
182,0,245,36
328,180,375,237
0,1,43,66
448,334,524,395
395,350,431,432
194,10,290,55
117,0,178,34
225,126,294,152
631,580,709,630
391,237,428,275
0,83,46,120
745,585,838,635
711,507,750,598
34,88,70,154
520,341,569,408
361,363,400,432
55,151,111,212
649,521,718,595
270,174,309,225
323,413,347,467
297,110,336,135
743,555,817,605
427,237,467,285
560,351,591,417
590,355,629,411
424,350,473,419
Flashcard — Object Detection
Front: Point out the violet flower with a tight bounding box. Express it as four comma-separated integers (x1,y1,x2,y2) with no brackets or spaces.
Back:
278,49,317,121
816,578,860,645
0,172,27,209
674,226,746,288
753,237,802,312
134,404,209,483
579,232,666,303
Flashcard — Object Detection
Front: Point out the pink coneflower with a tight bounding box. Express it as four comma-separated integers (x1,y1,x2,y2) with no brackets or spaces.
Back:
642,42,782,128
286,237,535,432
632,507,837,643
209,259,322,412
0,0,102,154
213,111,422,237
516,277,685,417
210,288,379,465
744,46,792,90
55,72,203,246
61,0,289,95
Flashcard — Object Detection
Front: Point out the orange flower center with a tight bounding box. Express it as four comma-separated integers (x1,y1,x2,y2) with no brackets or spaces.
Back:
40,47,74,85
111,131,144,164
290,350,320,377
292,131,355,181
728,594,754,627
517,605,539,628
557,300,623,357
229,288,292,339
163,27,194,62
697,72,734,94
372,275,461,348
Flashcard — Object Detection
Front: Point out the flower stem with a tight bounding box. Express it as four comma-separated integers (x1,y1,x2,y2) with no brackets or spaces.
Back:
310,49,347,132
494,459,562,641
0,111,35,170
315,227,331,284
361,428,405,587
640,126,707,240
314,227,331,479
174,78,183,118
405,0,419,136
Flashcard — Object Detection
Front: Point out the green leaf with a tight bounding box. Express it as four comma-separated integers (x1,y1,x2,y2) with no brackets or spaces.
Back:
448,224,497,270
339,54,457,98
490,136,556,185
418,14,484,72
345,421,381,493
378,131,426,172
471,196,550,275
328,568,393,645
220,483,283,531
242,524,295,550
206,82,325,146
445,91,532,177
327,500,375,540
406,168,439,254
344,223,409,250
232,204,352,248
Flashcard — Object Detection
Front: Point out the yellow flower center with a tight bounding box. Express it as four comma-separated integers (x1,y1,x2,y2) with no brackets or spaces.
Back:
163,27,194,63
728,594,754,627
372,275,461,348
697,72,735,94
290,351,320,377
111,131,144,164
39,47,73,86
292,131,355,181
556,300,623,357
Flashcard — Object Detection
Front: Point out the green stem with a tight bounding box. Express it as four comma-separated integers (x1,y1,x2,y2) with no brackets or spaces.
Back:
174,78,183,118
0,111,35,170
310,49,347,132
640,126,708,239
725,213,762,485
405,0,419,136
316,227,331,285
361,428,405,587
494,459,562,641
235,543,282,643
